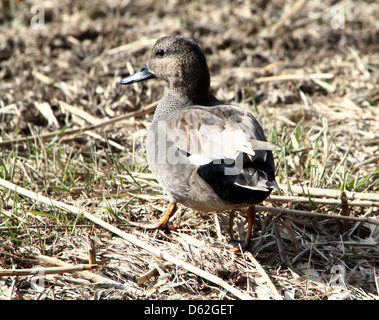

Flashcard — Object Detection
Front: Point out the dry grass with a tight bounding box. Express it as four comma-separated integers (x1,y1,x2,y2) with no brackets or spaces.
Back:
0,0,378,300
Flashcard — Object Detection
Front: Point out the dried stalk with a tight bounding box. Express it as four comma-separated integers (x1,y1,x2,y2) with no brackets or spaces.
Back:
106,38,156,56
256,205,379,226
37,255,137,291
0,178,252,300
244,252,282,300
0,264,97,277
279,185,379,202
0,101,158,147
254,73,333,83
270,0,308,32
269,195,379,207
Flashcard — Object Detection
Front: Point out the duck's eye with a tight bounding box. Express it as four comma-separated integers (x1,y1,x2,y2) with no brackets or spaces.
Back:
156,49,165,56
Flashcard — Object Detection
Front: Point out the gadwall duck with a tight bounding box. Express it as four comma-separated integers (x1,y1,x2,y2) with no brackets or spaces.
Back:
120,35,280,249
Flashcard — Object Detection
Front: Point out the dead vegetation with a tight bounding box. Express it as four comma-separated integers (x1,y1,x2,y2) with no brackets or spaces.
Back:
0,0,378,300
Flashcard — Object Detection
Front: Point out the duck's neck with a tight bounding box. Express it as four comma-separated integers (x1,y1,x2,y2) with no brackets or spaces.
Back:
167,63,212,102
152,92,220,122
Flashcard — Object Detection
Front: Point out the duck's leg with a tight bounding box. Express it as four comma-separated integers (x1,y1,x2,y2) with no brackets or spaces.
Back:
229,206,256,251
242,206,256,249
228,210,235,239
129,203,178,231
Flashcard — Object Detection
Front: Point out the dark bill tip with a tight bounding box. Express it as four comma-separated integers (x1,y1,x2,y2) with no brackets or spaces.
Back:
120,64,154,85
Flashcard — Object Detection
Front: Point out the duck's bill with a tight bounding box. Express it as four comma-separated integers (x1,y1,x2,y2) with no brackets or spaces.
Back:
120,64,155,85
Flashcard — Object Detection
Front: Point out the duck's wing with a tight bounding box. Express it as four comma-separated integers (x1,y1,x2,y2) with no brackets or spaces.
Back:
167,104,281,168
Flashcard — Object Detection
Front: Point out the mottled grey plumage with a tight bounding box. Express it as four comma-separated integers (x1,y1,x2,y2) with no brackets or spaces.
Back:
120,35,281,248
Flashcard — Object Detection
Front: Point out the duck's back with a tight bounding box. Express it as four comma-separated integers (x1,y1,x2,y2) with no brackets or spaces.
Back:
146,101,279,211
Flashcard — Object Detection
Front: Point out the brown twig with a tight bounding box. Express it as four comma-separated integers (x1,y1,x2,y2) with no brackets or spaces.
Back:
136,268,160,286
88,237,97,265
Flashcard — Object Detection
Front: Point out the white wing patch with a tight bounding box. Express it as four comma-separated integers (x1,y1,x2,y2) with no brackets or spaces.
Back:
187,153,213,166
197,126,254,160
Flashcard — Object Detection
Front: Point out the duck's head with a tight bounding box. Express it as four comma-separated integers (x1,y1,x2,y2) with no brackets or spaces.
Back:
121,35,211,101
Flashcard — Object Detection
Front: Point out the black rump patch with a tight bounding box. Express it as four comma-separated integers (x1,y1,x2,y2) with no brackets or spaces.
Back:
197,159,274,205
